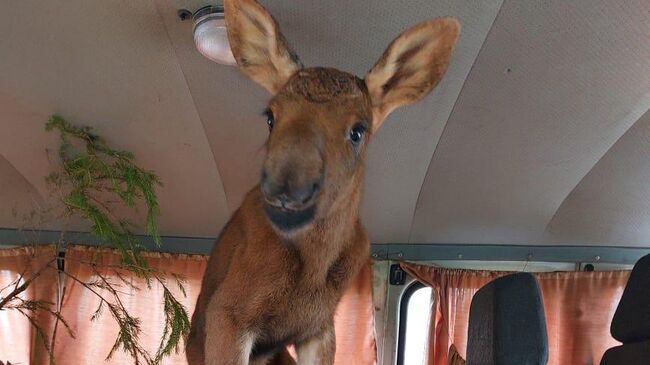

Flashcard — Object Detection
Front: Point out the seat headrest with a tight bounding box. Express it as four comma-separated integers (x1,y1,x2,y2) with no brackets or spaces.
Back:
467,272,548,365
611,254,650,343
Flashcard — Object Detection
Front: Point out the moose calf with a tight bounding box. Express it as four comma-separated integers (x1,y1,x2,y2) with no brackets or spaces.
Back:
187,0,460,364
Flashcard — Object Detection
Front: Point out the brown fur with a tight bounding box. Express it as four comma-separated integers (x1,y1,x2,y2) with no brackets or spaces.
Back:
186,1,460,364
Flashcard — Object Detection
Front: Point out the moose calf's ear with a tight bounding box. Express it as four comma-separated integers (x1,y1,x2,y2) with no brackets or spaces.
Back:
365,17,460,132
224,0,302,94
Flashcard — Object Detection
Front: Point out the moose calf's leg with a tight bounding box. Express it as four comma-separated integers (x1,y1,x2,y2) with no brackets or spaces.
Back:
186,323,205,364
296,325,336,365
187,299,209,364
204,330,255,365
204,311,256,365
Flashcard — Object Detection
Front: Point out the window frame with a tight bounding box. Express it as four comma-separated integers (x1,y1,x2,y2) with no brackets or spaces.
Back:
396,280,430,365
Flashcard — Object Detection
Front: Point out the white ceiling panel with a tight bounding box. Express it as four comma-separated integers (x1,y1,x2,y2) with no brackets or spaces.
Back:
1,0,649,248
358,1,503,243
546,108,650,246
411,0,650,245
154,0,270,212
0,0,230,237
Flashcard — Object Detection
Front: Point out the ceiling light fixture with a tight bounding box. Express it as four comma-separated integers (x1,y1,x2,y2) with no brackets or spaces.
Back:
187,5,237,66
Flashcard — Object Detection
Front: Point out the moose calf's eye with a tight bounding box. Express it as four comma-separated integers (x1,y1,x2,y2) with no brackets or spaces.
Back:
264,109,274,131
349,123,366,145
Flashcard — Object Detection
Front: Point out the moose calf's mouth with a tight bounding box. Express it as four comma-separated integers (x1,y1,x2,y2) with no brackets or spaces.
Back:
263,203,316,232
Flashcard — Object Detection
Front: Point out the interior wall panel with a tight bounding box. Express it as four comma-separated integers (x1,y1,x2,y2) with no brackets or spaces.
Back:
411,0,650,245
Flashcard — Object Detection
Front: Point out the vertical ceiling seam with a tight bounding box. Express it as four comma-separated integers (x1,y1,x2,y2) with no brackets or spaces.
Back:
406,0,507,243
152,2,231,210
0,152,46,204
543,102,650,234
0,144,48,202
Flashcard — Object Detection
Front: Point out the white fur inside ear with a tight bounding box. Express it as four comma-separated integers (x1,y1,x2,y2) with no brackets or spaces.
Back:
225,0,301,93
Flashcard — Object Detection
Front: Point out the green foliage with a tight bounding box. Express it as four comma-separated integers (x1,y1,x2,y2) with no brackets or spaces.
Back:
155,276,191,362
106,302,148,362
46,115,161,272
44,115,190,365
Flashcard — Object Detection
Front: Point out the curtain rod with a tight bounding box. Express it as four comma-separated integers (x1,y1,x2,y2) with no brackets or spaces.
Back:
1,228,648,264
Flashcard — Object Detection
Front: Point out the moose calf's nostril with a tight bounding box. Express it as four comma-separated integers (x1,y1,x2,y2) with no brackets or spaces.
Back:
312,182,320,196
261,173,282,204
288,185,309,206
297,181,320,205
283,180,319,207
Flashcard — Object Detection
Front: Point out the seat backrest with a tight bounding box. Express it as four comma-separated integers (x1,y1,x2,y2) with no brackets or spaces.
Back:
601,254,650,364
610,254,650,342
466,272,548,365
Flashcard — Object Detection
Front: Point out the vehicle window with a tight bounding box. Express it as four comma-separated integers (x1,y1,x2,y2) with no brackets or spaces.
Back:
398,282,433,365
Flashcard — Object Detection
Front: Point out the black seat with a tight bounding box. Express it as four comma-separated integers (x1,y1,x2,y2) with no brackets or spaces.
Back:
466,272,549,365
601,254,650,364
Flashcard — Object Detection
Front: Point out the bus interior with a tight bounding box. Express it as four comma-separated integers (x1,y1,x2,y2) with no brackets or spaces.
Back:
1,1,650,364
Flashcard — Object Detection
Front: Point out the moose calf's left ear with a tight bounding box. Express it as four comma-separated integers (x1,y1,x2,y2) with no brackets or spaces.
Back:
365,17,460,132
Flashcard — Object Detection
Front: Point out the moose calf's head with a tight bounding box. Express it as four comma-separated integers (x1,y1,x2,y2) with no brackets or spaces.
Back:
225,0,460,234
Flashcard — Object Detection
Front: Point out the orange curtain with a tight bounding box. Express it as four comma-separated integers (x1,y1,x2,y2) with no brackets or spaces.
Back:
51,245,376,365
537,271,628,365
0,245,59,365
332,261,377,365
52,245,208,364
402,262,630,365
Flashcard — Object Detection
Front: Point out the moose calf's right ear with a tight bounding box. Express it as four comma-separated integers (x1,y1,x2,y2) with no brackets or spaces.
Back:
224,0,302,94
365,17,461,132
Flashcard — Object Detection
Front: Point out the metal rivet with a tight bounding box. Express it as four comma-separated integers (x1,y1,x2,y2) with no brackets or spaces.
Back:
371,253,378,258
397,252,403,258
594,255,601,262
457,253,463,259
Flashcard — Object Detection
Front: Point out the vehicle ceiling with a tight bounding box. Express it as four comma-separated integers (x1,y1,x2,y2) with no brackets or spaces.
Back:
1,0,650,248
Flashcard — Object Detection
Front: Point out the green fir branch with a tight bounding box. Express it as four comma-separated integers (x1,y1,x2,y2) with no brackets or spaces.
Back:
46,114,163,263
42,115,189,364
